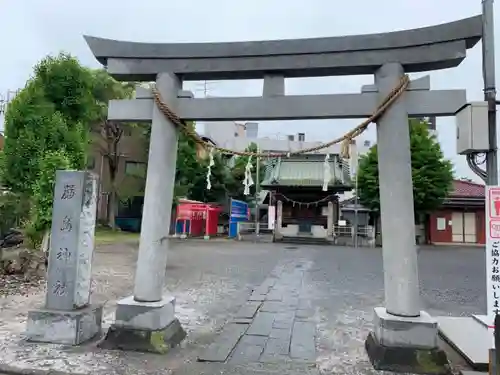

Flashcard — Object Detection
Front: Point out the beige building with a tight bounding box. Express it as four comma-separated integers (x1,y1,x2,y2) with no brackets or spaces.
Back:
87,124,148,222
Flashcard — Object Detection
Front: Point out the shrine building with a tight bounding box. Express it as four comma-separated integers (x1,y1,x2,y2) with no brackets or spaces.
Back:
261,154,352,243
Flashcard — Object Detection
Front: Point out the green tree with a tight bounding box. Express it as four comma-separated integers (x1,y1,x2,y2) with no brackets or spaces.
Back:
89,69,135,228
188,152,230,203
172,122,201,202
140,121,230,205
25,151,71,248
356,119,453,220
2,53,93,246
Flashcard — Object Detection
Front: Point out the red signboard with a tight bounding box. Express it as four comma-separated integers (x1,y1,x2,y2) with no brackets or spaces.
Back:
489,187,500,219
490,220,500,239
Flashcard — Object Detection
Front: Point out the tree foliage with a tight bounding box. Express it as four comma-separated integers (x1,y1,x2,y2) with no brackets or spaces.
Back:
2,53,94,245
25,151,71,248
356,119,453,218
140,121,230,205
88,69,135,228
174,123,230,203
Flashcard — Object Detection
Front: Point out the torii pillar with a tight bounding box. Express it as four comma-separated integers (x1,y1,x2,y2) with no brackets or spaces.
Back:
363,64,449,373
99,74,186,353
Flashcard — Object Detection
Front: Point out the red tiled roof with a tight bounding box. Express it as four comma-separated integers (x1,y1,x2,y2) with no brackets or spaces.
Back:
449,179,485,198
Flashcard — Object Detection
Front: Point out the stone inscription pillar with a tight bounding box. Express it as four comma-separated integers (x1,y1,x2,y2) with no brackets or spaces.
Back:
26,170,102,345
100,73,186,353
365,63,446,373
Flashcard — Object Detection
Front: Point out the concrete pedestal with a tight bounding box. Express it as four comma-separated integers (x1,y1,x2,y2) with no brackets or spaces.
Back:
99,295,186,353
437,316,491,370
366,307,451,374
26,304,103,345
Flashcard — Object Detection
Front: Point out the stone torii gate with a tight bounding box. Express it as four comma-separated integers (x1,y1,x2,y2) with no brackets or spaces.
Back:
85,15,481,373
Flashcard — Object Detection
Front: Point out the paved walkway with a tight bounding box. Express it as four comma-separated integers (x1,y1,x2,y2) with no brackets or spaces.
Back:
199,259,316,365
0,241,487,375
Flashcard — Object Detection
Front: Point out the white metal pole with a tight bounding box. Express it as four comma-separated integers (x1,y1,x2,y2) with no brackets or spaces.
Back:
354,169,359,248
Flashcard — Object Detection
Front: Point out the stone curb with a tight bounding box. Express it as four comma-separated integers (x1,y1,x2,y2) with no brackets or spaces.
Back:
0,364,87,375
169,237,234,242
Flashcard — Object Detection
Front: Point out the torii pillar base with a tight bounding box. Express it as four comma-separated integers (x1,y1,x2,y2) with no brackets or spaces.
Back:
98,295,186,354
365,308,451,375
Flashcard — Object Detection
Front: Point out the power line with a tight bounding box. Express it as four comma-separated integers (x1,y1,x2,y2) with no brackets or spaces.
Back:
192,81,219,98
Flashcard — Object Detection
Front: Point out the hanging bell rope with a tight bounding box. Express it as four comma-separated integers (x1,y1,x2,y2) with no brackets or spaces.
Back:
151,74,410,159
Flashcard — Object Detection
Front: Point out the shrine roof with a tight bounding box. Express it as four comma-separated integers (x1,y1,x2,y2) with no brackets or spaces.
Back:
261,156,351,188
449,179,484,198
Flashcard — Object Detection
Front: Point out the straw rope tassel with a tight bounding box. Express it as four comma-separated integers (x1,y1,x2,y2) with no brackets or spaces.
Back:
206,148,214,190
243,156,254,195
322,153,331,192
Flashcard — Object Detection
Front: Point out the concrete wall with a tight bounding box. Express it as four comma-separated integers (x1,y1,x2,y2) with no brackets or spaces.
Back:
280,224,327,239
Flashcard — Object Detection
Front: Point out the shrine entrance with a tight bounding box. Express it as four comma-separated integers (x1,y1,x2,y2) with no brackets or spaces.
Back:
82,14,481,373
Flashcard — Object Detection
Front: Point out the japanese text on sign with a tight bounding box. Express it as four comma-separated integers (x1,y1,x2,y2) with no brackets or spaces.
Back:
486,186,500,318
61,184,76,200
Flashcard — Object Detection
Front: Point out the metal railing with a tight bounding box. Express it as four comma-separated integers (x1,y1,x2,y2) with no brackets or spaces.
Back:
334,225,374,238
236,222,271,240
333,225,376,247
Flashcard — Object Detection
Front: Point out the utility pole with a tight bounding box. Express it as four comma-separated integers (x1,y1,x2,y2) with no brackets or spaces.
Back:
483,0,497,185
354,168,359,248
255,144,261,238
482,2,499,373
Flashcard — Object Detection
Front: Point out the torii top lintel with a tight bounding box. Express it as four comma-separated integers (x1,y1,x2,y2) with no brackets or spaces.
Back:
85,15,482,82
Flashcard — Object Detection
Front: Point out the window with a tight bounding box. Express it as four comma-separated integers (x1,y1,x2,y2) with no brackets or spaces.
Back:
298,133,305,141
87,156,96,170
125,161,147,178
122,126,133,137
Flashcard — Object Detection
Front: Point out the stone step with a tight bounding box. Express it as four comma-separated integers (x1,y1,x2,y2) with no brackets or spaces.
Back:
279,236,332,246
437,316,491,372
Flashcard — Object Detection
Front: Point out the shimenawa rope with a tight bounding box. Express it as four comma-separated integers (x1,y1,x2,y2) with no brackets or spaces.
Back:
151,74,410,159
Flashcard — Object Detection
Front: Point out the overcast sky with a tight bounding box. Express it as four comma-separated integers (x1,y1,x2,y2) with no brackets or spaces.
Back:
0,0,498,182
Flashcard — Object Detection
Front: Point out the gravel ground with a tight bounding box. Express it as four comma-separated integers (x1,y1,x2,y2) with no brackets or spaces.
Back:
0,240,487,375
0,273,45,297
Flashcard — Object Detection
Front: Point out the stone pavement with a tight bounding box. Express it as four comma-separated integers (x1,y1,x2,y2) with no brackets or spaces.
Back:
0,241,487,375
199,259,316,364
